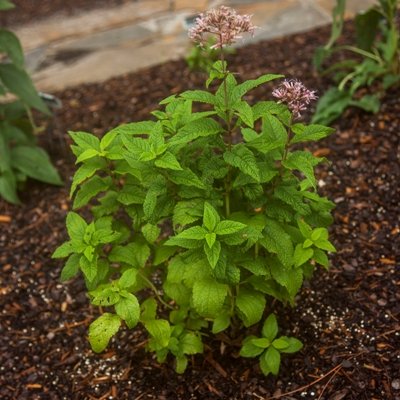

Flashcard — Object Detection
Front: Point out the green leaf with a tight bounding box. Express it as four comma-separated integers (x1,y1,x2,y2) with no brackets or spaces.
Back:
205,232,216,248
263,219,293,268
203,202,220,231
313,248,329,268
76,148,99,163
240,336,265,358
115,293,140,329
290,124,334,144
0,64,49,114
212,313,230,334
274,185,310,216
155,151,182,170
142,223,161,244
350,95,380,113
251,338,271,348
118,268,138,289
168,169,205,189
264,346,281,376
60,253,81,281
272,337,289,350
109,242,150,268
0,171,19,204
233,101,254,128
283,151,322,188
215,220,246,235
169,118,221,146
79,256,97,282
223,144,260,181
173,199,204,228
0,29,24,67
203,240,221,268
66,212,87,242
52,241,74,259
279,336,303,353
236,287,266,327
73,176,111,209
145,319,171,348
0,0,14,10
181,333,203,355
192,278,228,318
70,159,105,197
294,244,313,267
10,146,62,185
314,239,336,252
175,356,188,374
233,74,283,98
262,314,278,342
170,226,207,241
180,90,217,105
89,313,121,353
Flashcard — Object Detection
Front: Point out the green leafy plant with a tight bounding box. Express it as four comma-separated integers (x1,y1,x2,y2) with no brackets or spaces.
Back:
53,6,336,376
313,0,400,125
0,0,62,204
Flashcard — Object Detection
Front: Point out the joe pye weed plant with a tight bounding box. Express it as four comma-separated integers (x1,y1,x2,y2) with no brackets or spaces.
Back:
53,6,336,376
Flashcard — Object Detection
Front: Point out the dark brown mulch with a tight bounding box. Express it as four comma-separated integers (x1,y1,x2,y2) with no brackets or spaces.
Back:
0,0,133,27
1,23,400,400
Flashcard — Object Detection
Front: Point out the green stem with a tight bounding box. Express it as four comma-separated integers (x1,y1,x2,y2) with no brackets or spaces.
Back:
138,271,174,310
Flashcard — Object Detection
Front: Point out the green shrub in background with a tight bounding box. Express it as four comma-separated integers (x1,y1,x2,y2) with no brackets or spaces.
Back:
0,0,62,204
313,0,400,125
53,6,336,377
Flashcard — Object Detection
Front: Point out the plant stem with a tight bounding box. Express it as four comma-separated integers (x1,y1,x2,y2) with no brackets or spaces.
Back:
138,271,174,310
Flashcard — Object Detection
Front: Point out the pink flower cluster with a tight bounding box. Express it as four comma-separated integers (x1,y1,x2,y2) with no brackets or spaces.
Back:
188,6,256,49
272,79,318,119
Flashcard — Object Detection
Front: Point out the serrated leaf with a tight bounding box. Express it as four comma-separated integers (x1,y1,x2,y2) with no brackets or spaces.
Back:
73,176,111,209
223,144,260,181
233,74,283,98
313,248,329,268
263,219,293,268
294,244,313,267
115,293,140,329
60,253,81,281
155,151,182,170
180,90,217,105
173,199,204,228
203,240,221,268
283,151,322,188
192,278,227,318
205,232,217,248
270,261,303,298
169,118,221,146
181,333,203,355
70,160,104,197
215,220,246,235
66,212,87,242
274,185,310,215
70,131,100,151
52,241,74,259
118,268,138,289
168,169,205,189
170,226,207,241
203,202,220,231
109,242,150,268
236,287,266,327
314,239,336,252
89,313,121,353
142,223,161,244
145,319,171,348
233,101,254,127
290,124,334,144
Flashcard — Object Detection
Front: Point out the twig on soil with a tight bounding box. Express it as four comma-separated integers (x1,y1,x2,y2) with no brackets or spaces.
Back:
265,364,342,400
317,365,342,400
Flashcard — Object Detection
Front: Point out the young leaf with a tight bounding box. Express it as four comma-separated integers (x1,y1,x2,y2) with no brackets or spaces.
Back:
52,241,74,259
175,356,188,374
144,319,171,348
73,176,111,209
290,124,334,144
89,313,121,353
262,314,278,342
180,90,217,105
66,212,87,242
60,253,81,281
118,268,138,289
264,346,281,376
192,278,228,318
212,312,230,334
181,333,203,355
272,337,289,350
142,223,161,244
293,244,314,267
215,220,246,235
115,293,140,329
203,202,220,231
279,336,303,353
203,240,221,268
240,336,265,358
205,232,217,248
